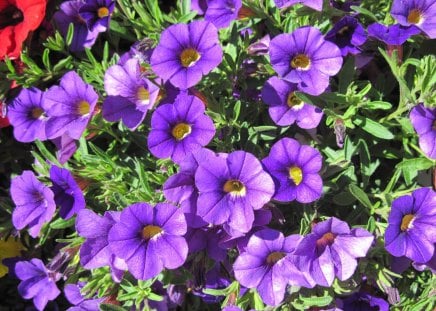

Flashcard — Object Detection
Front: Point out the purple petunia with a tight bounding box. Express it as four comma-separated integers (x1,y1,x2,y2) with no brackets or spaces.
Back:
337,292,389,311
79,0,115,32
15,258,61,311
148,93,215,163
150,20,223,90
269,26,343,96
367,23,421,45
50,165,85,220
390,0,436,39
293,217,374,287
204,0,242,29
262,137,323,203
261,76,323,128
11,171,56,238
274,0,323,11
108,202,188,280
325,16,367,56
64,282,103,311
45,71,98,140
409,103,436,159
195,150,275,233
102,58,160,130
385,187,436,263
192,0,208,14
52,133,78,164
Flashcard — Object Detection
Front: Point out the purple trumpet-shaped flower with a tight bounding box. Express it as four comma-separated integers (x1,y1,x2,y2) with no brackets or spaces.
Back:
325,16,367,56
11,171,56,238
269,26,343,95
102,58,160,130
385,187,436,263
79,0,115,32
108,202,188,280
293,217,374,287
337,292,389,311
409,103,436,159
64,282,103,311
50,165,85,220
205,0,242,29
261,76,323,128
7,87,49,143
195,150,275,233
185,226,227,262
151,20,223,89
52,133,78,164
45,71,98,140
274,0,323,11
391,0,436,39
15,258,61,311
262,137,323,203
367,23,421,45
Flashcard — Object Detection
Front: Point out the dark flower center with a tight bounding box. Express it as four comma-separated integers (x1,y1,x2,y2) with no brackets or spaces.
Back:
289,166,303,185
0,4,24,29
97,7,110,18
337,26,352,37
136,86,150,103
291,54,311,70
180,48,201,67
432,119,436,131
31,107,44,119
316,232,336,248
286,92,304,108
407,9,423,24
223,179,246,196
400,214,415,231
266,251,286,265
171,123,191,140
141,225,162,240
77,100,90,116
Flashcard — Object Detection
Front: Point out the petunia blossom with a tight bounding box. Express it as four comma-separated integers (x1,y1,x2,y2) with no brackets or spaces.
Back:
204,0,242,29
409,103,436,159
367,23,421,45
79,0,115,32
274,0,323,11
325,16,367,56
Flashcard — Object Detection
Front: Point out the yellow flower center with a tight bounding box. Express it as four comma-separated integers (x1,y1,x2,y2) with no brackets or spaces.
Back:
286,92,304,108
223,179,246,196
289,166,303,186
97,7,110,18
171,123,191,140
291,54,311,70
266,251,286,265
31,107,44,119
400,214,415,231
316,232,336,247
141,225,162,240
137,86,150,103
407,9,423,24
77,100,90,116
180,48,201,68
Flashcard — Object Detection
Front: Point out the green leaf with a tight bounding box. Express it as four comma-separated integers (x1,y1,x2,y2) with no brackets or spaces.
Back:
50,217,76,229
363,101,392,110
353,115,394,140
396,158,434,171
100,304,127,311
348,184,373,210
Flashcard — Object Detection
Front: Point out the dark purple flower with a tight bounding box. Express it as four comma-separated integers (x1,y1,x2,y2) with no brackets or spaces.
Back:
192,0,208,14
293,217,374,287
325,16,366,56
64,283,102,311
52,133,78,164
385,188,436,263
79,0,115,32
329,0,361,12
247,34,270,56
50,165,85,219
11,171,56,238
186,226,227,262
262,137,323,203
261,76,323,128
269,26,343,95
391,0,436,39
234,229,314,306
148,93,215,163
409,103,436,159
15,258,61,311
367,23,420,45
337,292,389,311
103,58,160,130
45,71,98,140
108,202,188,280
274,0,323,11
7,87,48,143
151,21,223,89
53,0,101,52
204,0,242,29
195,150,275,233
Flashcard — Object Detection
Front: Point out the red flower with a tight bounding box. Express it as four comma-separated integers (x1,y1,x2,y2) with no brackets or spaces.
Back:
0,101,9,128
0,0,47,60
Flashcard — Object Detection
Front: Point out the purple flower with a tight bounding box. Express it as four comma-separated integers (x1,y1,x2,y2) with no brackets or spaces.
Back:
337,292,389,311
204,0,242,29
52,133,78,164
64,283,102,311
15,258,61,311
195,150,275,233
261,76,323,128
234,229,313,306
409,103,436,159
192,0,208,14
262,137,323,203
45,71,98,140
293,217,374,287
108,202,188,280
385,188,436,263
367,23,421,45
150,21,223,90
79,0,115,32
269,26,343,95
53,0,101,52
274,0,323,11
391,0,436,39
11,171,56,238
247,34,270,56
7,87,48,143
148,94,215,163
325,16,367,56
185,226,227,262
102,58,160,130
50,165,85,219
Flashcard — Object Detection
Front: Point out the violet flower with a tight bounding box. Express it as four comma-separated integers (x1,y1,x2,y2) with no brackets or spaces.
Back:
325,16,367,56
204,0,242,29
409,103,436,159
274,0,323,11
64,283,103,311
79,0,115,32
367,23,421,45
52,133,78,164
337,292,389,311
